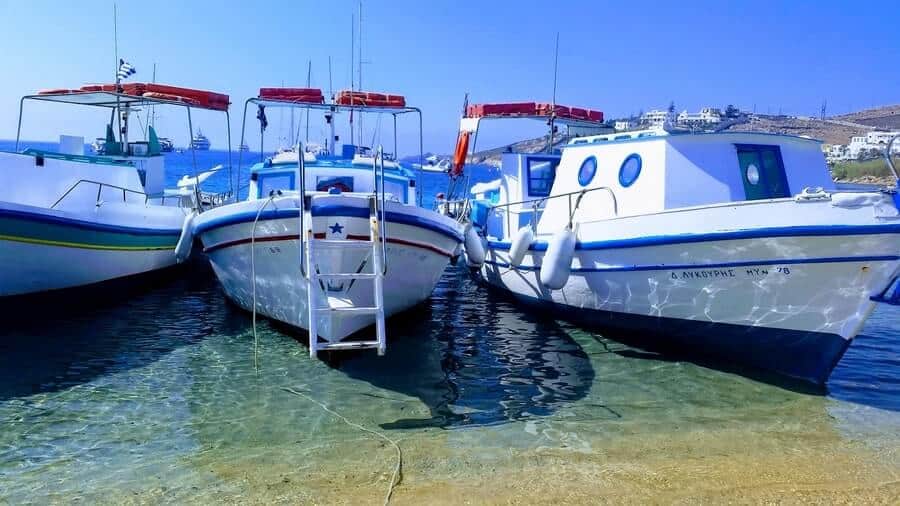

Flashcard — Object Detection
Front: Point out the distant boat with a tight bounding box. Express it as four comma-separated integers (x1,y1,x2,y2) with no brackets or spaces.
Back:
158,137,174,152
191,130,211,150
238,142,249,152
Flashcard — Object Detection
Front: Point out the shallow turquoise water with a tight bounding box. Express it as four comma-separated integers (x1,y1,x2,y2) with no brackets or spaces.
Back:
0,264,898,502
1,142,898,501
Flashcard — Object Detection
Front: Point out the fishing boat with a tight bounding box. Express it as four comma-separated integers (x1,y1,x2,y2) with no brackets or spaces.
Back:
451,101,900,385
0,83,232,297
193,87,465,356
191,130,211,150
238,142,250,152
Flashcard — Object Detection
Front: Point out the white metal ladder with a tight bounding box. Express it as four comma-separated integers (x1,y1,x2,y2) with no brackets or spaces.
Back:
305,153,388,357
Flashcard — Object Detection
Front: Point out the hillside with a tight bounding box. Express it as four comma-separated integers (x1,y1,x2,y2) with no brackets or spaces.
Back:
834,105,900,130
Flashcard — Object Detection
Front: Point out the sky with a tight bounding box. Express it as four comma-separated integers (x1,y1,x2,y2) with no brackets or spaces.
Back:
1,0,899,155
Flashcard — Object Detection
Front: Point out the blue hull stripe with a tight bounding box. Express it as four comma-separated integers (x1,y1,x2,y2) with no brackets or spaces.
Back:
194,205,463,243
485,254,900,273
0,208,182,236
487,223,900,252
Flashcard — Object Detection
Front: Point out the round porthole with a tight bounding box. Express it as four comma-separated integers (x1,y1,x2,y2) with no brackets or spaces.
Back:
619,154,642,187
746,164,760,185
578,156,597,187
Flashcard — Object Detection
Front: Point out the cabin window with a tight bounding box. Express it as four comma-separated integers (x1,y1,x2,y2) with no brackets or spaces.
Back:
577,156,598,187
735,144,790,200
526,157,558,197
618,154,642,187
316,176,354,193
257,171,295,198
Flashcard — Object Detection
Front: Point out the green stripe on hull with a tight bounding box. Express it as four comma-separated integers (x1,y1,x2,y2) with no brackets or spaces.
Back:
0,216,179,251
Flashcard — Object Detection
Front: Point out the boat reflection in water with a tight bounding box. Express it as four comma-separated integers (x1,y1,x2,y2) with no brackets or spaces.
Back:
335,265,597,429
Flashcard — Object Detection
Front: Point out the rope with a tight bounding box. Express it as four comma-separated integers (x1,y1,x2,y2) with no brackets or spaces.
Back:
250,193,277,369
282,386,402,505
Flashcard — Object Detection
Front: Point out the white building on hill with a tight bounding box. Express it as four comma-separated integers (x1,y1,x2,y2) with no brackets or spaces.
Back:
641,109,675,129
677,107,723,126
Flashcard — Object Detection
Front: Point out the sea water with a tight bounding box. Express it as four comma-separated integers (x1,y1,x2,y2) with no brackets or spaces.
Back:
0,143,898,503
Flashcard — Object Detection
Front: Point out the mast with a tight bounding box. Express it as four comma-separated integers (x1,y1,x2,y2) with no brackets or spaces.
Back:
547,32,559,153
350,13,354,146
305,60,311,144
150,62,156,132
358,0,363,144
113,3,122,145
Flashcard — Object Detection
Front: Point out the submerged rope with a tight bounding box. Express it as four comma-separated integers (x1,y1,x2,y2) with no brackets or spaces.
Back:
281,386,403,505
250,194,278,369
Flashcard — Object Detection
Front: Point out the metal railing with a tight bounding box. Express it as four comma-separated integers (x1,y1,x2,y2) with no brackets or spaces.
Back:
50,179,182,209
489,186,618,237
373,146,388,274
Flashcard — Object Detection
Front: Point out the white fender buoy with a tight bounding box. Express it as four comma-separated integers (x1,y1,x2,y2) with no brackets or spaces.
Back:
174,211,197,263
508,226,534,268
464,224,485,267
540,228,576,290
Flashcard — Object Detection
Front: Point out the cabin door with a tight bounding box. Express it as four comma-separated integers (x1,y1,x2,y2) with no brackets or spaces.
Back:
736,144,790,200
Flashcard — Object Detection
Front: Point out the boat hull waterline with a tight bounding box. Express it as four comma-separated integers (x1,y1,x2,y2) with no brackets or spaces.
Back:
476,208,900,384
0,201,186,296
194,195,463,342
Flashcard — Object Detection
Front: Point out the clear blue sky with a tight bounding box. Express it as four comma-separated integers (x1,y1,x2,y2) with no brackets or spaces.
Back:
1,0,898,154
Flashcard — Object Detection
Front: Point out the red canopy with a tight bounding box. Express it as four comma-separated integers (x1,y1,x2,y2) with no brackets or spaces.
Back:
37,83,230,111
466,102,603,123
259,87,325,104
335,90,406,108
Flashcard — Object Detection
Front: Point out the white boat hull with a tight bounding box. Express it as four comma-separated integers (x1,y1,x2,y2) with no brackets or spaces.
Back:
194,194,463,342
0,201,186,296
476,197,900,384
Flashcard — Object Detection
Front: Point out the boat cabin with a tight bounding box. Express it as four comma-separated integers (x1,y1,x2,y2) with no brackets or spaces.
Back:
1,84,231,209
239,87,423,205
457,104,835,240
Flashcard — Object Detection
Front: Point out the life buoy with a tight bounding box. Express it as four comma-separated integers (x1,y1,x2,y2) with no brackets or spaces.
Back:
450,130,470,179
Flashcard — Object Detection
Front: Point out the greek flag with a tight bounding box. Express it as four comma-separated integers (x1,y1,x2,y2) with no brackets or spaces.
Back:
117,59,136,81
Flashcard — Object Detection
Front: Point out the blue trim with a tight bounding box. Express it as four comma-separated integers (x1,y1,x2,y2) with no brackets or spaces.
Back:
20,148,134,167
870,275,900,305
311,204,463,242
0,208,182,236
561,130,824,150
618,153,642,188
486,223,900,252
485,254,900,273
257,171,296,199
525,156,559,198
194,205,463,243
577,156,597,187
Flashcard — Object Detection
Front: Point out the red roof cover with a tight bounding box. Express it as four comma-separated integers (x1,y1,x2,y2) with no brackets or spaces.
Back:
36,83,230,111
335,90,406,108
259,87,325,104
466,102,603,123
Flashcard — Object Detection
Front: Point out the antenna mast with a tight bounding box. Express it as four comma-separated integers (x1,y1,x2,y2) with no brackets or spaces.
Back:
113,3,122,144
350,13,355,145
547,32,560,153
305,60,311,144
358,0,363,144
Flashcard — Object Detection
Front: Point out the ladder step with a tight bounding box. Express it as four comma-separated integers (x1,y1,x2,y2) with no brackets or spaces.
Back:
318,340,381,351
315,306,381,314
311,239,373,250
316,272,378,280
